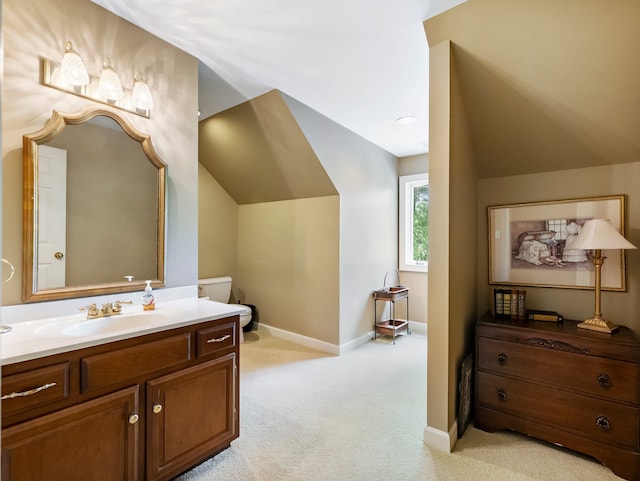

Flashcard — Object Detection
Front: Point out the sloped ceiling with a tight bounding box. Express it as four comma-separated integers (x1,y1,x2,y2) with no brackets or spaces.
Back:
199,90,337,204
425,0,640,178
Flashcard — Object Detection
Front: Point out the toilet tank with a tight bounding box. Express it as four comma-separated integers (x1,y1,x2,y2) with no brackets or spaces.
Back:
198,276,232,303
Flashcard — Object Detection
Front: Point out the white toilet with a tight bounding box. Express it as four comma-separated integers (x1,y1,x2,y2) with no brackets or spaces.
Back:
198,276,253,342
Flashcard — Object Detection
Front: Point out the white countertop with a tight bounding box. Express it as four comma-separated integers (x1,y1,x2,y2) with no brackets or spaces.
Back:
1,297,245,365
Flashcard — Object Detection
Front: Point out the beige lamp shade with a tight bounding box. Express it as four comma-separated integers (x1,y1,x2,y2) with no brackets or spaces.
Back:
566,219,636,251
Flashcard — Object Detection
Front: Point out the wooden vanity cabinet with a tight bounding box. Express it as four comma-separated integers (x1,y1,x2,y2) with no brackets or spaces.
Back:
1,315,239,481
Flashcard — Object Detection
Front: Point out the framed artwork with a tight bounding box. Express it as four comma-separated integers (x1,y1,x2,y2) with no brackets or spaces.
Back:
488,195,627,291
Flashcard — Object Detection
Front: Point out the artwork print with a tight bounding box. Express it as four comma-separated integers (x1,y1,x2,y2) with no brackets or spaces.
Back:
488,196,626,291
511,218,591,270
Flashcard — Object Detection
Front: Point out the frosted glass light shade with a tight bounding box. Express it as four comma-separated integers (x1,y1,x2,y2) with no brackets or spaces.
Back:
131,74,154,110
60,41,89,87
98,59,123,101
566,219,636,250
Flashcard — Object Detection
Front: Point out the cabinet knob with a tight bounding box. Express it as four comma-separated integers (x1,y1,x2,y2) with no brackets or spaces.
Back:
597,373,612,388
152,403,163,414
497,389,507,402
595,415,611,431
128,413,139,425
498,353,508,366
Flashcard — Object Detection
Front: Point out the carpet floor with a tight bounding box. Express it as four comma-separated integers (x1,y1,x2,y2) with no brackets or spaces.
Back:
175,328,623,481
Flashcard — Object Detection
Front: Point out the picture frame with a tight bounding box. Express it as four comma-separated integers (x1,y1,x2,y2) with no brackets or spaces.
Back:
488,195,627,291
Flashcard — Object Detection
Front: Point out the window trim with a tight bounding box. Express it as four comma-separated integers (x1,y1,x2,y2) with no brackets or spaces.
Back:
399,173,428,273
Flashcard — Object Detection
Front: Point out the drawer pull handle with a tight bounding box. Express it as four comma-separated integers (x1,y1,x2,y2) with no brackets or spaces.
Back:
595,415,611,431
1,382,57,400
152,403,163,414
498,353,508,365
129,413,139,425
497,389,507,402
597,373,612,388
207,334,231,344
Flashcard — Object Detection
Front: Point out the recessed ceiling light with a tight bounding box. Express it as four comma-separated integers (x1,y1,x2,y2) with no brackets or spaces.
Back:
396,116,416,125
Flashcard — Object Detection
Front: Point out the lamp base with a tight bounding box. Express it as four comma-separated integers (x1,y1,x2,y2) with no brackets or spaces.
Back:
577,316,619,334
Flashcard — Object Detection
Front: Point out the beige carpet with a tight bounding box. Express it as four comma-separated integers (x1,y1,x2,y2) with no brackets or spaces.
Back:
175,328,623,481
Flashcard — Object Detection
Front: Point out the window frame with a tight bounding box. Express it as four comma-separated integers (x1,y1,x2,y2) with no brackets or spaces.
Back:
399,173,428,273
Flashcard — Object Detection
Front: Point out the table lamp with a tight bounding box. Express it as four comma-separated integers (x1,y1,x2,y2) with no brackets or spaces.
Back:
566,219,636,333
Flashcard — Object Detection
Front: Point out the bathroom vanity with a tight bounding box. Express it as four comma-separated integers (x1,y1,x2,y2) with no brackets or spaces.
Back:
1,299,242,481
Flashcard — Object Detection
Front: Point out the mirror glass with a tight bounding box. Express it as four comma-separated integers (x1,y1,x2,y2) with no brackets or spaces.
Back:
23,108,166,302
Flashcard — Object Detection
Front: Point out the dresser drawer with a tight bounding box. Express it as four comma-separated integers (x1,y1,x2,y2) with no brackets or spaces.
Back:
81,333,192,393
2,363,71,417
478,337,640,404
477,371,640,449
197,321,236,358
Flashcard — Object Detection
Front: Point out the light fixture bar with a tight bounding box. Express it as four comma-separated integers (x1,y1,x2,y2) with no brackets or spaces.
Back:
41,57,151,119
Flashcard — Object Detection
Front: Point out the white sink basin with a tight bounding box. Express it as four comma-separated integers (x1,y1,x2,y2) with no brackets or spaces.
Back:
36,312,171,338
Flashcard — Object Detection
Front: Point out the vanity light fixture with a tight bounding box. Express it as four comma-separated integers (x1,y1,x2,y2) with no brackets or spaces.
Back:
131,73,154,111
565,218,636,333
60,41,89,87
98,58,123,102
42,42,154,118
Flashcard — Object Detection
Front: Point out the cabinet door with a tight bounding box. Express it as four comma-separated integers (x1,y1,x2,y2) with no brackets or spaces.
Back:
2,386,140,481
146,353,237,481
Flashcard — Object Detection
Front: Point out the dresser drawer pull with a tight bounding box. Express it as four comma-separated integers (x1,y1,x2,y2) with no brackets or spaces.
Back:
497,353,508,366
207,334,231,344
1,382,57,400
596,373,612,389
497,389,507,402
596,415,611,431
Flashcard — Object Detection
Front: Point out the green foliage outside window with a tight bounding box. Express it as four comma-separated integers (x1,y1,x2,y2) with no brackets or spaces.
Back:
413,185,429,262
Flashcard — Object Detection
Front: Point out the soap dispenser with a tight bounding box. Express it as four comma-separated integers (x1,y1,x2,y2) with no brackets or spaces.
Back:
142,280,155,311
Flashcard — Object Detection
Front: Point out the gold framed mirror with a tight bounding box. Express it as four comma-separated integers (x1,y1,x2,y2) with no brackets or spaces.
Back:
23,107,166,302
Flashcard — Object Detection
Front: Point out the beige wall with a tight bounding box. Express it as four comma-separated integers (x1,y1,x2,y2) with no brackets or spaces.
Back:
478,163,640,332
399,154,429,325
423,0,640,448
199,91,396,348
426,40,452,435
198,164,239,286
237,196,340,343
448,53,478,426
2,0,199,305
282,94,398,345
426,40,479,442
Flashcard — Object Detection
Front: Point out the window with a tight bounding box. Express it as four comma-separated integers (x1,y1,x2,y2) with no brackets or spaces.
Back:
399,173,428,272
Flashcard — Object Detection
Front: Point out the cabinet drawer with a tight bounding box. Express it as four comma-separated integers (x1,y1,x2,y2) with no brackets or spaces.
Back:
2,363,70,418
477,371,640,449
197,321,236,358
478,337,640,404
81,333,192,393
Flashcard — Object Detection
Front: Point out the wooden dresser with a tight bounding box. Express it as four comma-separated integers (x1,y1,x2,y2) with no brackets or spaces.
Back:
475,313,640,481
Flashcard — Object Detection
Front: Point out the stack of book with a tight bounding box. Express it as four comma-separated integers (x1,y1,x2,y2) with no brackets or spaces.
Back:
493,288,526,320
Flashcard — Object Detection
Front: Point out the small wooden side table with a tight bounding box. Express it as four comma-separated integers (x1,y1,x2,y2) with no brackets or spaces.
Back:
372,287,410,344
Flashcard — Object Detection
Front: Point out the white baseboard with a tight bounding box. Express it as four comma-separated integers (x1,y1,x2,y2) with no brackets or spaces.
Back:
423,421,458,453
338,330,376,355
256,325,397,356
409,320,427,336
258,323,340,355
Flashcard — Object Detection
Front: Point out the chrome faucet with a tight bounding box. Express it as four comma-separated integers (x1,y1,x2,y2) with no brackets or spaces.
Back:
80,300,133,319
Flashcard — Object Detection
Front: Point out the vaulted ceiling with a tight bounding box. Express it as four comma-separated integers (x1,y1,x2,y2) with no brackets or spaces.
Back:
425,0,640,178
